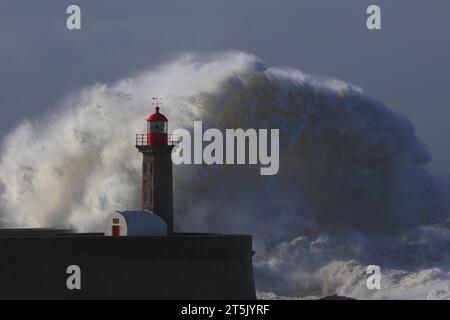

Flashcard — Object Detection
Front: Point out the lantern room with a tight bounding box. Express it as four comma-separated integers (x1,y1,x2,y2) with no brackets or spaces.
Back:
146,106,168,145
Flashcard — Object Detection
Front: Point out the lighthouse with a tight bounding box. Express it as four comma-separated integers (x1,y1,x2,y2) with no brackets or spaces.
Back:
136,98,177,234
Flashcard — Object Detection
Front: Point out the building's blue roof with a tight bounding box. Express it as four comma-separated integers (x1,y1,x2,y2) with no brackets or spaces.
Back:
117,211,167,236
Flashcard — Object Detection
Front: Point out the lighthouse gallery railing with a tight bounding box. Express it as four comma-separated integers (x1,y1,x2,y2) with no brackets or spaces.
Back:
135,134,180,146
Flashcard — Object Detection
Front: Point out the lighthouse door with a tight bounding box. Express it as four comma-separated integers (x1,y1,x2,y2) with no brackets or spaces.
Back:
112,225,120,236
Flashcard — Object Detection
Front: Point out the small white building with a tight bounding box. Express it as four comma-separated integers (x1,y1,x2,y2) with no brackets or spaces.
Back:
104,211,167,236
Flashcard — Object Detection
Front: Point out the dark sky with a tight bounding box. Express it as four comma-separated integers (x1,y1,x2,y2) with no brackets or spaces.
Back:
0,0,449,173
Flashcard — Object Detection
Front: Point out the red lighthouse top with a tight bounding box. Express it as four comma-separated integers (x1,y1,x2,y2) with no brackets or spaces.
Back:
146,106,168,122
136,99,178,147
144,97,169,145
136,98,179,147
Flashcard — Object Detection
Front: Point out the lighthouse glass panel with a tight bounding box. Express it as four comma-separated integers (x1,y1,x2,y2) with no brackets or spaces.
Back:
148,122,167,133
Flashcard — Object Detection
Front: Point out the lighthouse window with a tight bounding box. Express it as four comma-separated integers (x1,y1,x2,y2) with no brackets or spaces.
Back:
149,122,167,133
113,218,120,224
